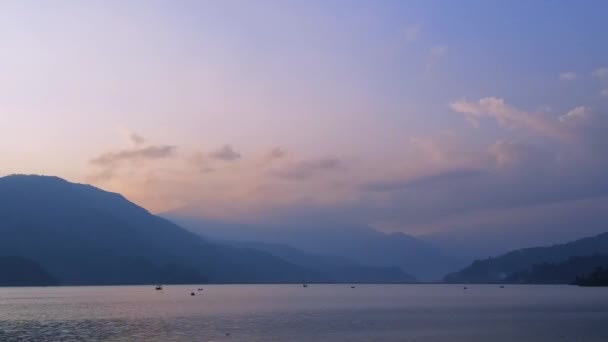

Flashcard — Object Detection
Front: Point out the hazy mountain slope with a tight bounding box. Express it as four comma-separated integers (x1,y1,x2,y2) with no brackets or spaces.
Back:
165,215,458,280
227,240,416,283
445,232,608,283
0,175,320,284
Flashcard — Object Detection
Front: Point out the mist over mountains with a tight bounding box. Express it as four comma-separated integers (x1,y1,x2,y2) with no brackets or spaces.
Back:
0,175,413,285
1,174,606,286
167,216,462,281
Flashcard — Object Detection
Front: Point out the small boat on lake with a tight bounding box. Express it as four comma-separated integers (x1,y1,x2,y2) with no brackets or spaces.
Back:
155,285,163,290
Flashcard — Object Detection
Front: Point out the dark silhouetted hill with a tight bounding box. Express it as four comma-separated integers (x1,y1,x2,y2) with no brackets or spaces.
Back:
574,266,608,286
507,254,608,284
445,232,608,283
0,256,57,286
0,175,323,285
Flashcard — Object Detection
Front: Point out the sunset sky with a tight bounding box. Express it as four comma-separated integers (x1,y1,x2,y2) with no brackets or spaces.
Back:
2,1,608,245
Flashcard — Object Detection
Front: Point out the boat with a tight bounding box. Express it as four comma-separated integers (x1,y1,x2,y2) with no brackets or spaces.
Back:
155,285,163,290
302,284,308,288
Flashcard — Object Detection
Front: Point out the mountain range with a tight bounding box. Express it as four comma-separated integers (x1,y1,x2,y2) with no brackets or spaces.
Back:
2,174,607,286
0,175,413,285
225,240,415,283
167,216,462,281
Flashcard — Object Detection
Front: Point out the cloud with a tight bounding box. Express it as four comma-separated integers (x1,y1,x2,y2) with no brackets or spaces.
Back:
86,167,115,182
371,99,608,229
209,145,241,161
274,157,344,180
90,145,177,166
362,169,482,192
404,25,419,42
188,151,215,174
268,147,286,160
83,96,608,263
450,97,572,140
559,72,577,81
87,133,178,183
129,133,146,145
559,106,592,123
592,67,608,78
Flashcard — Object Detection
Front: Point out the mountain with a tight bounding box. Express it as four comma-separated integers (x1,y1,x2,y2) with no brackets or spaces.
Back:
574,267,608,287
165,215,460,281
0,175,324,285
444,232,608,283
0,256,57,286
226,241,416,283
507,254,608,284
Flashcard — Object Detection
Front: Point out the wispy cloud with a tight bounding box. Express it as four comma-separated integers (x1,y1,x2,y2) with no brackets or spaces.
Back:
559,106,592,123
362,169,482,193
90,145,177,166
129,133,146,146
87,133,178,182
559,72,577,81
592,67,608,78
450,97,569,140
274,157,344,180
209,145,241,161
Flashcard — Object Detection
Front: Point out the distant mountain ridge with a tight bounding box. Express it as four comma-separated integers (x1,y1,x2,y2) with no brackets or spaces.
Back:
167,215,460,281
226,240,415,283
445,231,608,283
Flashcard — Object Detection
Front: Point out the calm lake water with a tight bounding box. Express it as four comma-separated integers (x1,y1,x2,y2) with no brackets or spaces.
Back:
1,284,607,341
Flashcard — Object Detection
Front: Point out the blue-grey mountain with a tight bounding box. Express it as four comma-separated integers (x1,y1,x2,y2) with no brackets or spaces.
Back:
445,232,608,283
167,216,459,281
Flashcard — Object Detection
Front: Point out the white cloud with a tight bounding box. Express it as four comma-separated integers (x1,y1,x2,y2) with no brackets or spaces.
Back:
450,97,576,141
559,106,592,122
559,72,577,81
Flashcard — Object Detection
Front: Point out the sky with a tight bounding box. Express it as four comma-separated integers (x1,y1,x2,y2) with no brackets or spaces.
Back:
1,0,608,248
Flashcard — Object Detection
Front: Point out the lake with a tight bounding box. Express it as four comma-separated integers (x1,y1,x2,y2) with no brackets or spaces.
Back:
1,284,607,341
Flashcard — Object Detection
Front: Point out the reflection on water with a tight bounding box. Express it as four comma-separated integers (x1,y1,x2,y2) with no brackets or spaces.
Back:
1,284,608,341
